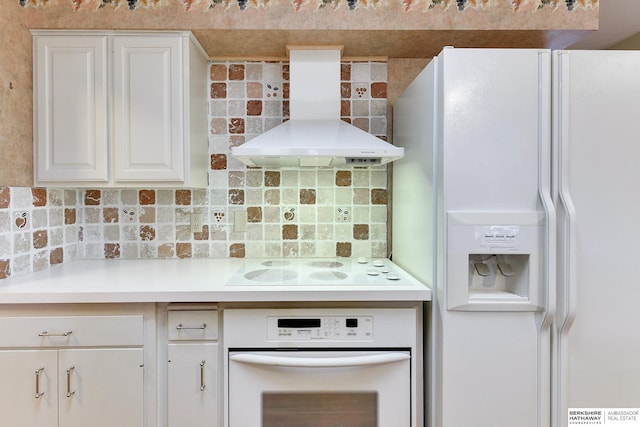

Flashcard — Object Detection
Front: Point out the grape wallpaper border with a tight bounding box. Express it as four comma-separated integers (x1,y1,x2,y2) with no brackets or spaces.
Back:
18,0,597,12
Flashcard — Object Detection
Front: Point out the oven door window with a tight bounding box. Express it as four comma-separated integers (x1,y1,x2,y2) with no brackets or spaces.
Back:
228,350,411,427
263,392,377,427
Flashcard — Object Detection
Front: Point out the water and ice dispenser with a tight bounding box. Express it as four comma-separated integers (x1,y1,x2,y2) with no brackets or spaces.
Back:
446,212,544,311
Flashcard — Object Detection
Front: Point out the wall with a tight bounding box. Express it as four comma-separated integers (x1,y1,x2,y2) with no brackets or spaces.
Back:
0,58,390,279
0,0,598,280
610,32,640,49
0,1,598,186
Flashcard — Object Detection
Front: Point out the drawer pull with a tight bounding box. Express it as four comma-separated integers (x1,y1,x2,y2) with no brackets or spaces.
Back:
38,330,73,337
176,323,206,330
66,366,75,397
34,367,45,398
200,360,206,391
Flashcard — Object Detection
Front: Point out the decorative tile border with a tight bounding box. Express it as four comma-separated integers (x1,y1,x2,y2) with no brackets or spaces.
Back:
17,0,597,11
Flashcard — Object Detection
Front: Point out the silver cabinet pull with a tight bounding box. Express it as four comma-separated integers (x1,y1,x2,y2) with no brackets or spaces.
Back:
38,330,73,337
200,360,206,391
34,367,45,398
176,323,206,330
66,366,75,397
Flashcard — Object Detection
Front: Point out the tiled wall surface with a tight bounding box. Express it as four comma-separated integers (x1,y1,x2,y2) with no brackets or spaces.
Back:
0,187,80,279
0,60,389,280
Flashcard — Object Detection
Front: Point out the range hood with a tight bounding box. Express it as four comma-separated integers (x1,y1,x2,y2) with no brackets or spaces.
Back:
230,47,404,168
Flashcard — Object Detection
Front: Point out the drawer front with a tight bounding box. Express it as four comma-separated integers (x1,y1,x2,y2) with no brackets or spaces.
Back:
0,315,143,348
168,310,218,341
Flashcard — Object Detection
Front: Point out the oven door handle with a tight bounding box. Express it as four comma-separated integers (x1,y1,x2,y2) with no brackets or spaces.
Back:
230,352,409,368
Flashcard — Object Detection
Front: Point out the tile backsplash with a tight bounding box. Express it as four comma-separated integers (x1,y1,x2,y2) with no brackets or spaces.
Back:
0,60,389,280
0,187,80,279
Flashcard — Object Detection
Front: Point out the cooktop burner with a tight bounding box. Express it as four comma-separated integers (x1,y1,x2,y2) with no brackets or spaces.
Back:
243,268,298,282
308,270,349,281
260,260,291,267
227,257,413,287
308,261,344,269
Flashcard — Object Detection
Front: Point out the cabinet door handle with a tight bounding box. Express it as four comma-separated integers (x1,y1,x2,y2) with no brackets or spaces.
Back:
38,330,73,337
200,360,206,391
66,366,75,397
176,323,206,330
34,367,45,398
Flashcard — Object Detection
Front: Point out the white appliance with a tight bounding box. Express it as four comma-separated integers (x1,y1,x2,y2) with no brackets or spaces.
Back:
392,47,640,427
223,307,421,427
230,47,404,167
225,257,422,286
392,47,555,427
551,50,640,427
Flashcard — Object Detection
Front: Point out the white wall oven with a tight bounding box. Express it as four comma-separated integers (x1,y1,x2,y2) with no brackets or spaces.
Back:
223,307,422,427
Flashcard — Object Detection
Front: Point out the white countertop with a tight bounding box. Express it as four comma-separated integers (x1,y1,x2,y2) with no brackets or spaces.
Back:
0,259,431,304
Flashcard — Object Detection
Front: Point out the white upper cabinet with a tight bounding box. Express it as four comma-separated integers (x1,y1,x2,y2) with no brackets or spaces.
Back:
33,35,109,184
32,31,209,188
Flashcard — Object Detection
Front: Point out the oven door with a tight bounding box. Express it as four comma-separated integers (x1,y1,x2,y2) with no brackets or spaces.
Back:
228,350,411,427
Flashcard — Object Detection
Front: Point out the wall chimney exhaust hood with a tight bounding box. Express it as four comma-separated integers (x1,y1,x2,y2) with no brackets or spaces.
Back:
231,47,404,168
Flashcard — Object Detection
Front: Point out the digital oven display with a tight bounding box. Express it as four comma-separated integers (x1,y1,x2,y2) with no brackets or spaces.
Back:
269,316,371,340
277,318,321,328
277,318,359,328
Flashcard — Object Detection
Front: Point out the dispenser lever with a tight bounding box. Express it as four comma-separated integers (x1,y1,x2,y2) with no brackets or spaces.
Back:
496,255,514,276
474,262,491,277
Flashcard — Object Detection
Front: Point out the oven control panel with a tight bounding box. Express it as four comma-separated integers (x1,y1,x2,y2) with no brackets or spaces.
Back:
266,316,373,341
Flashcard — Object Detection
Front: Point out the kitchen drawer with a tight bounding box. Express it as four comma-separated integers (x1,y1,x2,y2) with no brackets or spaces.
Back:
168,310,218,341
0,315,143,348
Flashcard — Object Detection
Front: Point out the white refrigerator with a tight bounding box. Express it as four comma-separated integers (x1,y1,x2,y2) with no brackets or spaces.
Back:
552,49,640,427
392,47,640,427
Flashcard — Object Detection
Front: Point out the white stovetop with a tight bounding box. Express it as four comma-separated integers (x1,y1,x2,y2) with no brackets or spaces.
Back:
0,258,431,304
227,257,419,286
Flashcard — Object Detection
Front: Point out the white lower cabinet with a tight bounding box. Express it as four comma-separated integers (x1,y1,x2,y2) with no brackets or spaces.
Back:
59,348,144,427
0,311,147,427
168,343,219,427
0,348,143,427
0,350,58,427
0,303,227,427
166,308,220,427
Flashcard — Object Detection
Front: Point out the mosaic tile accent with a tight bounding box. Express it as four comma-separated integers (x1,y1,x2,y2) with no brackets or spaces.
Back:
0,187,80,279
209,60,390,259
17,0,595,11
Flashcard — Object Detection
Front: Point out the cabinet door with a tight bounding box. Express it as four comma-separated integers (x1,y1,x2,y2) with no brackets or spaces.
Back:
59,348,144,427
112,36,185,183
168,343,219,427
33,36,109,184
0,350,58,427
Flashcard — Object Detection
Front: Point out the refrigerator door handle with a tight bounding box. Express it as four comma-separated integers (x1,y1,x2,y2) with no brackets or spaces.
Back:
537,50,557,427
539,161,557,330
556,51,578,340
553,50,579,427
556,152,578,427
557,175,577,334
539,49,557,332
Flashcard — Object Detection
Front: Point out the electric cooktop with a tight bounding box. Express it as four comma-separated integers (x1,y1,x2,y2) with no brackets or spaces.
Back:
226,257,420,287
